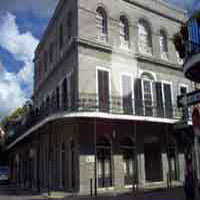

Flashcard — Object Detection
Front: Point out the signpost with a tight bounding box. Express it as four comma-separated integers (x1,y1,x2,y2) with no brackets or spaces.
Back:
177,89,200,107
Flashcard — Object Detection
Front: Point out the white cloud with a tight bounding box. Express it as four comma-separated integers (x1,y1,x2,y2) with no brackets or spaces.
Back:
0,12,39,94
0,0,59,18
0,12,39,118
0,61,27,119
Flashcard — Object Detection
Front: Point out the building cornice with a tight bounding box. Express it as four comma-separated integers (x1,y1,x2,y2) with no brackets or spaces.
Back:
77,37,183,71
123,0,187,24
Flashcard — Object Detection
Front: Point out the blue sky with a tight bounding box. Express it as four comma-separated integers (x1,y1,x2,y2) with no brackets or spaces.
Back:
0,0,199,119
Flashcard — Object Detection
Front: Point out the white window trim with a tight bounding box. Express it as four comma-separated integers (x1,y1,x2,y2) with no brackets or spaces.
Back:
139,70,157,116
96,66,112,112
119,20,129,50
161,80,174,106
138,70,157,81
120,72,134,114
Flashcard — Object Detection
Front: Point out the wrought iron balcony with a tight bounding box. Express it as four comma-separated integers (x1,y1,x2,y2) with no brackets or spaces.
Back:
5,93,187,147
178,15,200,82
184,40,200,82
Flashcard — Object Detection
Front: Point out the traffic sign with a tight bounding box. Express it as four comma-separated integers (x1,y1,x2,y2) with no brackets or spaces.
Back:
177,89,200,107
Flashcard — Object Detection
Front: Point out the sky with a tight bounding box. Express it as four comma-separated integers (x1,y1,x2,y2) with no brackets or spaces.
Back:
0,0,199,119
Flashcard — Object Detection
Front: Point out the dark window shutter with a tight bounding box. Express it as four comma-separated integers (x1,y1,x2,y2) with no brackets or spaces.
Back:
164,84,173,118
134,78,143,115
122,75,133,114
62,78,67,110
56,87,60,109
154,82,164,117
98,70,109,112
180,86,188,120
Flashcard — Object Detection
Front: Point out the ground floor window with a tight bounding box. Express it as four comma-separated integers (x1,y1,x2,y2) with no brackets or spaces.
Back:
121,138,136,185
97,137,112,188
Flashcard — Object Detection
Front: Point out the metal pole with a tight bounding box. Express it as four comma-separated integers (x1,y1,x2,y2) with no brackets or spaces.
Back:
94,118,97,196
48,122,51,197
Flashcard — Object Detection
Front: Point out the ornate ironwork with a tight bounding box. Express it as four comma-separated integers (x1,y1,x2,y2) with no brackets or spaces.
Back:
5,93,185,146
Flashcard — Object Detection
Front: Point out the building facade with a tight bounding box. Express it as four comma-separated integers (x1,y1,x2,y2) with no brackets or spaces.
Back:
5,0,194,195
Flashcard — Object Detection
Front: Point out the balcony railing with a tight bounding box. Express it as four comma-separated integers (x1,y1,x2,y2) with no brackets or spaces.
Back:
5,93,188,147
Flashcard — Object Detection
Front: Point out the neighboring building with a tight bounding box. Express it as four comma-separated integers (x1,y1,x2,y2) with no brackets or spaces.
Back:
5,0,193,195
179,12,200,184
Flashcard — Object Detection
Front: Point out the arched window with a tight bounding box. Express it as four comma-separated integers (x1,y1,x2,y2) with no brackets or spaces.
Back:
120,15,129,48
176,51,183,65
160,30,168,60
138,19,152,55
96,7,108,41
97,137,112,188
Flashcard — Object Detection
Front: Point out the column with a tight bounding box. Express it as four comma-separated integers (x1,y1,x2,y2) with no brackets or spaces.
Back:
178,153,185,183
162,153,169,183
137,154,146,187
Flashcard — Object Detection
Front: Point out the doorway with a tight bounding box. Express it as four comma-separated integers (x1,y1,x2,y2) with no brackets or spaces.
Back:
144,143,163,182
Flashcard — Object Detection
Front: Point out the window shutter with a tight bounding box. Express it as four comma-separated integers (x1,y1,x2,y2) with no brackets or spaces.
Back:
122,76,133,114
134,78,143,115
163,84,173,118
98,70,109,112
154,82,164,117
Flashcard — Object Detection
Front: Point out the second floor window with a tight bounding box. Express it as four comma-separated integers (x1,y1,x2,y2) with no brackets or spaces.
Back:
67,12,72,40
96,7,108,41
120,16,129,48
49,42,54,64
44,51,48,72
98,69,110,112
160,30,168,60
59,24,64,49
62,78,68,110
56,86,60,109
138,20,152,55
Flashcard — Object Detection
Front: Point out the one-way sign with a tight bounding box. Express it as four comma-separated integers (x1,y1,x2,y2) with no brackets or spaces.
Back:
177,89,200,107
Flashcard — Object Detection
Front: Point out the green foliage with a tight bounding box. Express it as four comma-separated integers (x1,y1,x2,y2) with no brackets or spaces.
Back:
0,106,27,130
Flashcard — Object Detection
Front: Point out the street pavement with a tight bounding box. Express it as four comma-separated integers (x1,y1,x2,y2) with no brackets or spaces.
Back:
0,184,188,200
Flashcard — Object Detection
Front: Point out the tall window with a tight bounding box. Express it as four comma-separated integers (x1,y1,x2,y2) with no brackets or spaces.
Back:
98,69,110,112
141,73,154,116
59,24,64,49
67,12,72,40
96,7,108,41
44,51,48,72
120,16,129,48
160,30,168,60
176,52,183,65
122,75,133,114
138,20,152,55
56,86,60,109
62,78,68,110
49,42,54,64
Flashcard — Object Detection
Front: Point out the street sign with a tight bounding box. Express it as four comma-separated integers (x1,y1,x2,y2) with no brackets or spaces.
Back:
177,89,200,107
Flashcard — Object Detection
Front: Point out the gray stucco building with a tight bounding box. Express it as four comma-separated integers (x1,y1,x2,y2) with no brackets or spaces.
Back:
6,0,195,195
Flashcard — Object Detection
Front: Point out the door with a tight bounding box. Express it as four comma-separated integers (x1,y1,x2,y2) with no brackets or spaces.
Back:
144,143,163,182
